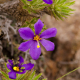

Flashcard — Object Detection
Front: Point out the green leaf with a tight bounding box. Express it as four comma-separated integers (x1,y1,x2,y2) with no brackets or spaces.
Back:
49,0,75,20
1,71,9,80
4,63,10,73
28,71,35,80
16,71,28,80
21,0,48,14
33,73,42,80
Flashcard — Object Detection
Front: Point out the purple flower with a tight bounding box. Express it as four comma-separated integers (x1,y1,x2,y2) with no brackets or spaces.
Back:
27,0,32,1
43,0,53,4
18,19,57,60
27,0,53,4
7,56,34,79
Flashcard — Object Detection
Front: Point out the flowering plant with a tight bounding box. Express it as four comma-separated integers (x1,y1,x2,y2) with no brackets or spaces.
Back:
1,56,47,80
7,56,34,79
0,0,76,80
18,19,57,60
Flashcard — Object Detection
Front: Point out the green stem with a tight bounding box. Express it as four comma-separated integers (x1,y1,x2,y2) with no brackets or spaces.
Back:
57,67,80,80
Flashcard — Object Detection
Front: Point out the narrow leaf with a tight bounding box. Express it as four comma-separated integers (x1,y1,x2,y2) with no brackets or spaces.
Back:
1,71,9,79
33,73,42,80
28,71,35,80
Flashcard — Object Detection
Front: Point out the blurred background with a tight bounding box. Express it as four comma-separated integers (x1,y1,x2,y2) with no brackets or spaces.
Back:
0,0,80,80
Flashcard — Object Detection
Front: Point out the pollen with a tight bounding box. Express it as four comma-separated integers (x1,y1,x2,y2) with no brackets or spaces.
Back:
13,66,19,72
33,35,41,41
37,45,40,48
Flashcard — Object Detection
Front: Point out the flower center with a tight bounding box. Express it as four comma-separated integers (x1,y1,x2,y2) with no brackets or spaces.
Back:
13,66,19,72
33,35,41,41
33,35,41,48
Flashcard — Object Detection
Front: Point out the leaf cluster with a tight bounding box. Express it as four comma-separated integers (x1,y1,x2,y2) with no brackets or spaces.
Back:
21,0,48,14
48,0,75,20
21,0,75,20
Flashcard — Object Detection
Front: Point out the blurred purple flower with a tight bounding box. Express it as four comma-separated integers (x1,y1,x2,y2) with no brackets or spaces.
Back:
27,0,53,4
7,56,34,79
27,0,32,1
18,19,57,60
43,0,53,4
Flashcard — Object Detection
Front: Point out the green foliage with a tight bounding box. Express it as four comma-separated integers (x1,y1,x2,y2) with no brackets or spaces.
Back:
16,70,47,80
48,0,75,20
22,17,38,32
16,71,28,80
33,73,42,80
21,0,75,20
1,63,47,80
21,0,48,14
28,70,35,80
22,70,47,80
22,17,47,33
4,63,10,72
1,71,10,80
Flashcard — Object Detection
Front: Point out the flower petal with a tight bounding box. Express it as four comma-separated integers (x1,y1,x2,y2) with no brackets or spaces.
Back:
34,19,44,35
8,71,16,79
18,27,34,40
22,63,34,70
18,63,22,69
18,40,34,52
43,0,53,4
8,60,13,65
40,39,55,51
16,69,26,74
7,63,12,70
19,56,24,64
29,41,41,60
27,0,32,1
40,28,57,39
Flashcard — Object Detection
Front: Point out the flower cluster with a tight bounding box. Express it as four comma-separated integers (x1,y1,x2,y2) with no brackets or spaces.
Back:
7,19,57,79
18,19,57,60
27,0,53,4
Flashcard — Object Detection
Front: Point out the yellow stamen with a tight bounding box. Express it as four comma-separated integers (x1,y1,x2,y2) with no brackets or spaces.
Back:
13,66,19,71
33,35,41,48
37,45,40,48
33,35,41,41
